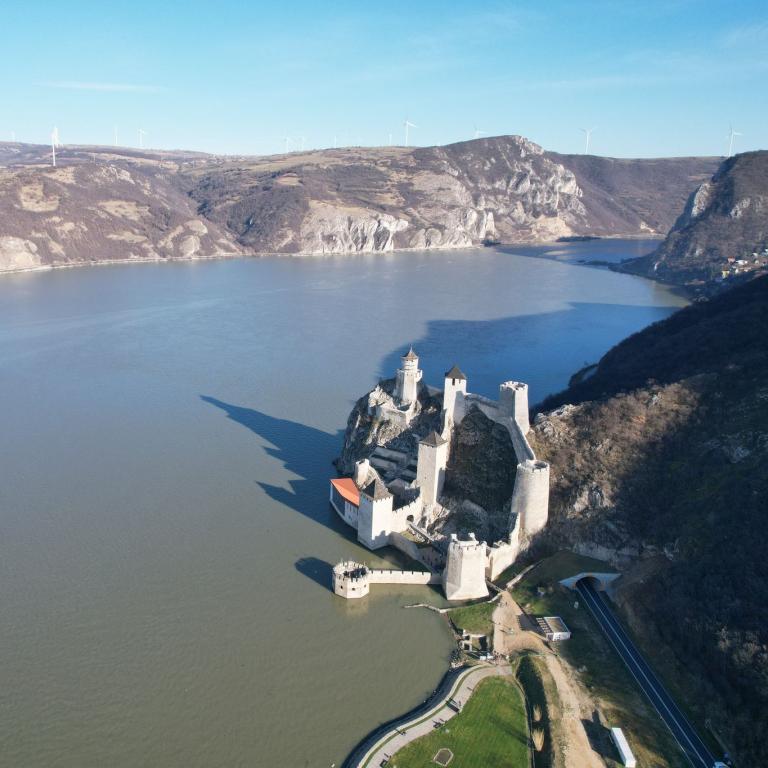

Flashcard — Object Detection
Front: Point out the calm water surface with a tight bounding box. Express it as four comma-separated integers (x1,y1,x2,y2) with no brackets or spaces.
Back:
0,242,685,767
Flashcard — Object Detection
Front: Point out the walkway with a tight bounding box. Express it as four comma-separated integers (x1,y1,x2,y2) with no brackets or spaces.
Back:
345,664,508,768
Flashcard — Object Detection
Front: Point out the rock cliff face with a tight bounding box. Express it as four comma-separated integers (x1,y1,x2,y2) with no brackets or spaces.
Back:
622,151,768,290
188,136,717,254
0,137,718,272
531,275,768,765
335,379,442,475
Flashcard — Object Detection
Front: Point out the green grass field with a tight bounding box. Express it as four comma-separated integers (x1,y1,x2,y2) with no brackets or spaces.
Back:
447,602,495,636
390,677,529,768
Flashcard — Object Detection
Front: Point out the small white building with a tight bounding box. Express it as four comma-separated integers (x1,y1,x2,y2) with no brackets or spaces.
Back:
610,727,637,768
537,616,571,641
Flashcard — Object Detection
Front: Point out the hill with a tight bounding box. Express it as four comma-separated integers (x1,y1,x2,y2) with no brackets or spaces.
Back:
0,137,718,272
530,275,768,764
622,151,768,291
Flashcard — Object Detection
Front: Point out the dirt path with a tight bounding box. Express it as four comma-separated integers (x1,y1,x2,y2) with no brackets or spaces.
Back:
542,653,605,768
493,592,605,768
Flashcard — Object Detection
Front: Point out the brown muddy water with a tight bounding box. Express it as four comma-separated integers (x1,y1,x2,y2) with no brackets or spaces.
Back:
0,242,685,766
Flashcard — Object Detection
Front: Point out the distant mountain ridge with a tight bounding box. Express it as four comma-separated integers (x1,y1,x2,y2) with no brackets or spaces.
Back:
622,150,768,290
0,136,718,272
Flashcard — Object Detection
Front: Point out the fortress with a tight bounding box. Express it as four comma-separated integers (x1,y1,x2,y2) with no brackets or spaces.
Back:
329,349,551,601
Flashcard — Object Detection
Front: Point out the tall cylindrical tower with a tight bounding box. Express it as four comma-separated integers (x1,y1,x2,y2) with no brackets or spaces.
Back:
394,347,422,405
509,459,550,537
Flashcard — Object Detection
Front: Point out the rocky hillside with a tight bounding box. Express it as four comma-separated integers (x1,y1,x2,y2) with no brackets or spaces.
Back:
622,151,768,290
0,137,717,272
0,148,241,271
530,275,768,764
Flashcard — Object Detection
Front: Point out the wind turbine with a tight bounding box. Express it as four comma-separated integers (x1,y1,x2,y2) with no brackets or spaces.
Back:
137,128,148,149
403,119,417,147
727,124,742,157
10,130,15,142
52,126,60,148
473,126,486,139
580,126,596,154
284,136,293,153
50,127,57,167
114,125,119,146
388,131,393,147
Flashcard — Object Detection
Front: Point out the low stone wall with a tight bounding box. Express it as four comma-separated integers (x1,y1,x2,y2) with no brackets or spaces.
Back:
368,569,440,585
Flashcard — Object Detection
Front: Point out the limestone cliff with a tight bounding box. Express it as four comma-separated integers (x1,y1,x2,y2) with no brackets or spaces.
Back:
622,150,768,291
0,137,718,271
188,136,717,254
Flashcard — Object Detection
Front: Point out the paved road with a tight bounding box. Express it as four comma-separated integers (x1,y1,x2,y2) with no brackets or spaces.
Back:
345,664,507,768
577,579,717,768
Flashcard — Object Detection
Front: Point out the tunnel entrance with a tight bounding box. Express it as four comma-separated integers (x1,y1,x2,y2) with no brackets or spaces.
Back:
559,571,621,592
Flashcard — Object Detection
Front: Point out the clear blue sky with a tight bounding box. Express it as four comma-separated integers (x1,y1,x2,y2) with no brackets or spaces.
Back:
1,1,766,157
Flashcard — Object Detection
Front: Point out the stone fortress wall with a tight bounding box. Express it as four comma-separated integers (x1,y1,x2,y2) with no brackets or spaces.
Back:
329,349,551,600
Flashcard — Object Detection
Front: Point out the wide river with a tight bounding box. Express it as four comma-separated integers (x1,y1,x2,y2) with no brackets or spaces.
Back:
0,240,685,767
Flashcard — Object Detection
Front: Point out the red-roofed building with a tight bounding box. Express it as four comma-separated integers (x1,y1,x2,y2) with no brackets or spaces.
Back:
330,477,360,526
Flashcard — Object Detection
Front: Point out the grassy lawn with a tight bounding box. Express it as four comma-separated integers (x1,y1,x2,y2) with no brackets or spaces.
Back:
390,677,529,768
511,553,687,768
447,602,495,637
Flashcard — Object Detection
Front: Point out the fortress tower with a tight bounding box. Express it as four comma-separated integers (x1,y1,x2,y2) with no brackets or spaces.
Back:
416,431,449,510
499,381,530,433
443,533,489,601
443,364,467,426
509,459,550,537
332,561,370,599
394,348,423,406
357,478,394,550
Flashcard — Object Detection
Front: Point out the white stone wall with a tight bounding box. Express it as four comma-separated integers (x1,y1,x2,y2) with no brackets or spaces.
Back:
367,569,438,585
486,538,521,581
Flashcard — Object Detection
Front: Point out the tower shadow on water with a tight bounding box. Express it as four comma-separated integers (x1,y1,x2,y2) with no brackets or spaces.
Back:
200,395,351,534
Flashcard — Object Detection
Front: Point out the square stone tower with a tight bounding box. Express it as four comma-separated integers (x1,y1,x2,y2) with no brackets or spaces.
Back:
416,431,449,508
499,381,530,433
443,364,467,425
357,479,394,550
394,347,422,406
443,533,489,601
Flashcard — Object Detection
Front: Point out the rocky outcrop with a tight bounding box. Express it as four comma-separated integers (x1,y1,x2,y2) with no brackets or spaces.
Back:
335,379,442,474
0,137,719,271
443,408,517,517
622,151,768,290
